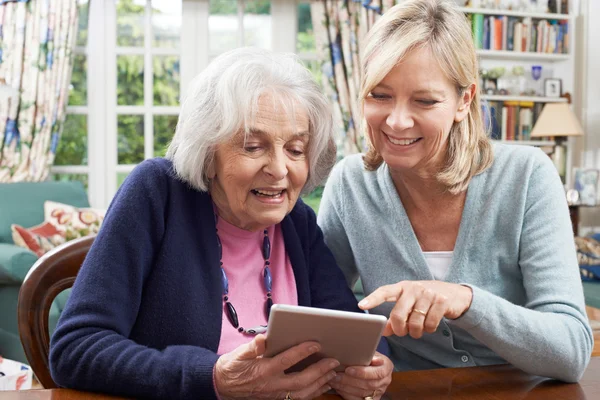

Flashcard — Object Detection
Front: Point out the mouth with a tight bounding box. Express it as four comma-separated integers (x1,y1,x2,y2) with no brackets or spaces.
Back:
386,135,422,146
251,188,287,199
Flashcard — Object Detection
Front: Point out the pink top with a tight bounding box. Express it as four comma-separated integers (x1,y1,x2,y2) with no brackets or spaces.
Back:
216,217,298,355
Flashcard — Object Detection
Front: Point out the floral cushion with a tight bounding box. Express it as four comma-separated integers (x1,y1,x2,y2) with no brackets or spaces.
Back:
44,201,105,241
11,201,106,256
11,222,65,257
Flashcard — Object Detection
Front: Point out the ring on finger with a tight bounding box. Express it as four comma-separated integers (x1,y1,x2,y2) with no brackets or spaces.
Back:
284,391,293,400
363,389,377,400
412,308,427,316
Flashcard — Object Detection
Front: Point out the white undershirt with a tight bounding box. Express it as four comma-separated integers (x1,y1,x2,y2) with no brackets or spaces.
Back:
423,251,453,280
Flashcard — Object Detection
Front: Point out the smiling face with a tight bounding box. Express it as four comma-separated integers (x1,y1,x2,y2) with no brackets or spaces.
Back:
363,45,472,176
209,93,310,231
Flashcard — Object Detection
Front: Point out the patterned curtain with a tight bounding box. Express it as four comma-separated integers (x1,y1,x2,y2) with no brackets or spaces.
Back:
0,0,78,182
311,0,396,157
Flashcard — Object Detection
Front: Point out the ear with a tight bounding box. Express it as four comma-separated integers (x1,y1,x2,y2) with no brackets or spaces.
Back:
206,152,217,179
454,83,476,123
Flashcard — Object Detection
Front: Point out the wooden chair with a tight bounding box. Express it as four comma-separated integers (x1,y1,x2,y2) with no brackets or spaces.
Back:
17,235,94,388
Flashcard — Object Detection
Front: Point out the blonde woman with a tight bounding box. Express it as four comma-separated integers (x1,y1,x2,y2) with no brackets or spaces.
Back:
318,0,593,385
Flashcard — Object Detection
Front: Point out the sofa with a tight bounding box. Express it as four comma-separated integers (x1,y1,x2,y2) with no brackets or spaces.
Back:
0,181,89,363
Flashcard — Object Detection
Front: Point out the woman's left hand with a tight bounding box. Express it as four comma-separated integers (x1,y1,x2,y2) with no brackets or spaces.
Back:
328,352,393,400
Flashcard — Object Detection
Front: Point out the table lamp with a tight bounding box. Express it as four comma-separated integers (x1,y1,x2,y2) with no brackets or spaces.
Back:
530,103,584,182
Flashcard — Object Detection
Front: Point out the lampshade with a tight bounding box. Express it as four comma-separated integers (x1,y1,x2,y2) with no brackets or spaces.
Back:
530,103,584,138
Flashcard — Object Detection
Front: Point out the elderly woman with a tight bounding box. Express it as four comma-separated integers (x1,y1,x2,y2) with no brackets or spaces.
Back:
318,0,593,385
49,47,392,400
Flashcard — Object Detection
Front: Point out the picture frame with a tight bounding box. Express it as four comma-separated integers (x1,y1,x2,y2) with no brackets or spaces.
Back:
544,78,562,98
574,168,600,206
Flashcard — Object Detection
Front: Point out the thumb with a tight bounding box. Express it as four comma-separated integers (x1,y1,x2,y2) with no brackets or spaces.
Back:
370,356,385,367
237,334,267,360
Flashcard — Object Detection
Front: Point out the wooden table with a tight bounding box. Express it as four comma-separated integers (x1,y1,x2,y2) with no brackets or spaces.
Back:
1,358,599,399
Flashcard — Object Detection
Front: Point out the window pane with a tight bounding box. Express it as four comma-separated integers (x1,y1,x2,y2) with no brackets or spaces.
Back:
154,115,177,157
55,114,88,166
209,0,238,55
118,115,144,164
76,0,90,47
152,0,181,48
297,3,315,53
117,0,145,47
117,172,130,188
69,54,87,106
53,173,89,190
153,56,180,106
244,0,271,49
117,55,144,106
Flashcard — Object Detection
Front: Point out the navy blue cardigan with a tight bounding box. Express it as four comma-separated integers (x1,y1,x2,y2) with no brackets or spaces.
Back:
49,158,386,400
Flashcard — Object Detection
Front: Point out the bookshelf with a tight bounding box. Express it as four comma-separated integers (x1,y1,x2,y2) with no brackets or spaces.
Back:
481,94,568,103
458,7,571,21
460,3,577,186
476,49,570,61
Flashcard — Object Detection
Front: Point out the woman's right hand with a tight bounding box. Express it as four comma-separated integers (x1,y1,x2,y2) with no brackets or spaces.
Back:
214,334,339,400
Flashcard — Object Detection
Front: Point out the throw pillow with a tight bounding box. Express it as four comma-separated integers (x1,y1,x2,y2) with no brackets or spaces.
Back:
44,201,105,241
11,222,65,257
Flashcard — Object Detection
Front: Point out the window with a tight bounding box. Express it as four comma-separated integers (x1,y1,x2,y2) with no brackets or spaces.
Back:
53,0,315,208
114,0,181,187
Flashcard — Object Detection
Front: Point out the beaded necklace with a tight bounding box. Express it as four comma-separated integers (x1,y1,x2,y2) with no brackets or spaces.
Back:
214,213,273,335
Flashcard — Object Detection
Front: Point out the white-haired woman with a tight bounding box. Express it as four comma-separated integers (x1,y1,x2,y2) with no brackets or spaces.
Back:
49,47,393,400
318,0,593,385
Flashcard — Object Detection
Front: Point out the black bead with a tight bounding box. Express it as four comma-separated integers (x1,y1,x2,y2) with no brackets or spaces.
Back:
262,235,271,259
224,296,228,301
266,297,274,320
265,261,270,266
225,301,239,328
266,293,272,297
238,327,244,332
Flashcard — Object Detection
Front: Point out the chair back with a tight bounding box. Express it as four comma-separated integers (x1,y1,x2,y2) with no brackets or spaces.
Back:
17,236,94,388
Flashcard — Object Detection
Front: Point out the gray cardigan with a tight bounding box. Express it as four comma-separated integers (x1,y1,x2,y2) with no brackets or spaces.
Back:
318,143,593,382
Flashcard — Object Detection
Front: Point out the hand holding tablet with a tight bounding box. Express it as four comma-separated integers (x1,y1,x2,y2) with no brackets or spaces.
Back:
264,304,388,372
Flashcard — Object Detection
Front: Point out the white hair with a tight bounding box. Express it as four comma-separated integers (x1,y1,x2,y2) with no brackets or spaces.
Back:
165,47,336,194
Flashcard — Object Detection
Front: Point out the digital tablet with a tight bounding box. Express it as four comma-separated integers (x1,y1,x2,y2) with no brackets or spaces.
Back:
264,304,387,372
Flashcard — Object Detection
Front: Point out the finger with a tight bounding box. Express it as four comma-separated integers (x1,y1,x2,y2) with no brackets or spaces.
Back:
407,290,435,339
387,291,417,337
370,355,385,367
330,372,379,392
293,381,334,400
424,294,447,334
358,283,404,310
236,334,267,360
266,341,322,373
283,358,339,393
330,384,380,400
345,363,390,381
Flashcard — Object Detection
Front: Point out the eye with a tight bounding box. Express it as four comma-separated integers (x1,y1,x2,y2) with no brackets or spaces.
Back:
244,145,262,153
288,149,304,156
417,99,439,106
368,92,391,101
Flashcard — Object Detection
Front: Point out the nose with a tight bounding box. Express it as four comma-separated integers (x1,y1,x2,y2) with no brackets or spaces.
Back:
263,149,288,181
386,102,414,132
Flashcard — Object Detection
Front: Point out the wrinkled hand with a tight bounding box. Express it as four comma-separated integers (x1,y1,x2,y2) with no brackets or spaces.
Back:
214,334,339,400
328,352,393,400
358,281,473,339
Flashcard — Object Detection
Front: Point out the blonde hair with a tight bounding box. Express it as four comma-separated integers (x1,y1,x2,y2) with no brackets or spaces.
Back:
166,47,336,194
360,0,493,194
